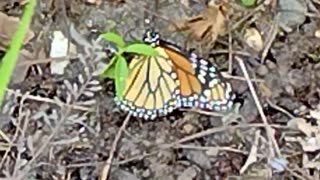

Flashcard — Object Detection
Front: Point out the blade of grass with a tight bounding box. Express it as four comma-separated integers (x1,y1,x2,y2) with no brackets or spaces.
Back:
0,0,36,107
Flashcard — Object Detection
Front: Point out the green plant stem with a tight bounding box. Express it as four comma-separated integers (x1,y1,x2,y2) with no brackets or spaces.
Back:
0,0,36,106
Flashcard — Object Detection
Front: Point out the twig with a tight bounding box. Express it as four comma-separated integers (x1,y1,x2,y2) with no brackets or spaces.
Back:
16,56,75,67
285,166,312,180
210,49,252,57
230,3,265,31
222,73,265,83
240,129,260,174
180,108,224,117
175,144,249,155
159,123,289,149
266,99,295,119
6,89,93,112
99,113,132,180
261,15,279,64
228,19,233,74
235,56,281,159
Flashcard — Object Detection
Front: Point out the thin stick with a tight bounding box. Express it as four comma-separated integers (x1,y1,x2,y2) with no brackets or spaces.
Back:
6,89,93,112
159,123,288,149
228,20,233,74
261,15,279,64
210,49,252,57
230,4,265,31
99,113,132,180
235,56,281,158
266,99,295,119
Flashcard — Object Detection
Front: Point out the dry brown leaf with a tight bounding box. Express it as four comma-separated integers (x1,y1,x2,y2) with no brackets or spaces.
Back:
0,12,34,51
10,49,35,84
244,27,264,52
168,3,226,45
0,12,35,84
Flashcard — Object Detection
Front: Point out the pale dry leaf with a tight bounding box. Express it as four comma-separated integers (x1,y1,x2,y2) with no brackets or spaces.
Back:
315,29,320,38
50,31,74,75
244,27,264,52
86,0,102,6
302,153,320,169
168,4,226,44
240,129,260,174
0,12,34,51
287,118,320,152
309,108,320,120
287,118,317,137
180,0,190,7
299,137,320,152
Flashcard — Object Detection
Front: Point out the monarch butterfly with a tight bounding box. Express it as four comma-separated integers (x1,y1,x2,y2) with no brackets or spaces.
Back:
114,29,235,119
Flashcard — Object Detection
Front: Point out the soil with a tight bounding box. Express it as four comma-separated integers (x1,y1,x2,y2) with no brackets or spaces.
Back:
1,0,320,179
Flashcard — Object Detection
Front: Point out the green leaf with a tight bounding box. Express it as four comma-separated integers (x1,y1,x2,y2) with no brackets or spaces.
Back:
240,0,256,6
101,57,117,79
100,32,126,48
115,56,129,98
124,43,159,56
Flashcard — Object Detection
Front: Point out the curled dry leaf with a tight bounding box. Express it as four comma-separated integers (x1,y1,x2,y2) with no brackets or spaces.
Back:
244,27,264,52
0,12,35,84
0,12,34,51
168,3,226,45
287,118,320,152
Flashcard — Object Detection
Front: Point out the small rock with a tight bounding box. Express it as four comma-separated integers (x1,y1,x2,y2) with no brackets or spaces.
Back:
256,65,269,76
182,123,195,134
266,60,277,70
185,150,212,169
142,169,151,178
177,167,198,180
111,169,140,180
278,0,307,32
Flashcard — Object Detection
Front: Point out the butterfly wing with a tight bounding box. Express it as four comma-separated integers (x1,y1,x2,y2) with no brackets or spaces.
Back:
115,47,180,119
161,43,235,111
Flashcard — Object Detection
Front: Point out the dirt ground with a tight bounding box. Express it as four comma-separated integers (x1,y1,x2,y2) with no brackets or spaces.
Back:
1,0,320,179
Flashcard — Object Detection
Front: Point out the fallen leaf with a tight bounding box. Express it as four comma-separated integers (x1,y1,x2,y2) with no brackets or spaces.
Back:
240,129,260,174
303,153,320,169
0,12,34,51
10,49,35,84
287,118,320,152
0,12,35,84
244,27,264,52
49,31,76,75
168,2,226,45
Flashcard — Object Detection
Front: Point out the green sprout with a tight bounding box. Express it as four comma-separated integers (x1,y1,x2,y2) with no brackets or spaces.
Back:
99,31,159,98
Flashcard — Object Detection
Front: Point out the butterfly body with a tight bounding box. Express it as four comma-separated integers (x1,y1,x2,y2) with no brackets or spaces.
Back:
115,30,235,119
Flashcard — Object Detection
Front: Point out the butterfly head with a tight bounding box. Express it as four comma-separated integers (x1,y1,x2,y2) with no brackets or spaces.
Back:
143,29,160,47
